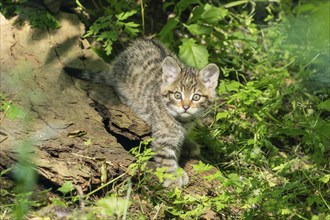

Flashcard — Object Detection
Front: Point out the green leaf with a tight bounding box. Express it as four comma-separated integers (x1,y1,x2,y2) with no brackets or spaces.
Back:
186,24,212,35
96,30,117,55
175,0,200,14
216,112,229,121
200,4,227,24
50,198,67,208
280,208,292,215
116,10,137,21
84,139,92,146
276,128,307,136
84,15,112,37
317,99,330,112
1,103,26,120
179,38,209,68
104,41,114,55
192,161,213,173
247,139,255,146
272,160,293,173
0,167,12,176
123,22,140,37
319,174,330,183
190,5,205,23
97,30,117,41
57,181,74,196
96,196,131,217
218,80,242,93
159,17,180,44
224,0,249,8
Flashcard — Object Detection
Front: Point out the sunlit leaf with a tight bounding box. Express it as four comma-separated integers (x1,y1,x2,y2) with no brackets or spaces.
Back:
123,21,140,36
116,10,137,21
50,198,67,208
96,196,131,217
57,181,74,196
179,38,209,68
216,112,229,121
200,4,228,24
186,24,212,35
319,174,330,183
1,103,26,120
224,0,249,8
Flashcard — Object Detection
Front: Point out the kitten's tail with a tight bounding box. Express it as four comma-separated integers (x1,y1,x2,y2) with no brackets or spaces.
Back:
63,67,113,85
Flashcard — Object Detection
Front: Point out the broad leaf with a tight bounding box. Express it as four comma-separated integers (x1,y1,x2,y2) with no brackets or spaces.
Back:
187,24,212,35
179,38,209,68
200,4,227,24
57,181,74,196
1,103,26,120
175,0,201,14
318,99,330,112
319,174,330,183
190,5,205,23
216,112,229,121
159,17,180,44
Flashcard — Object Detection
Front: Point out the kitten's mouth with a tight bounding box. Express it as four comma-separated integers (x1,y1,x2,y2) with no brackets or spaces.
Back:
180,111,193,118
177,112,196,123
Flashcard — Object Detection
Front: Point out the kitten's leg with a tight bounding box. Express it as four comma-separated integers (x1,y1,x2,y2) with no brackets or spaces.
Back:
152,126,189,188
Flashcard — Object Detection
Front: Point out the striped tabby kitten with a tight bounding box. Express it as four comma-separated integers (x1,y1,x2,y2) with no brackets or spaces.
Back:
64,39,219,187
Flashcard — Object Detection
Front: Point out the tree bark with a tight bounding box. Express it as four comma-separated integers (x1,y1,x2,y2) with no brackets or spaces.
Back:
0,12,150,191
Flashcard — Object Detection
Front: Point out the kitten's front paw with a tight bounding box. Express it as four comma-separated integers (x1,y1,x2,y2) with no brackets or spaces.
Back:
162,168,189,188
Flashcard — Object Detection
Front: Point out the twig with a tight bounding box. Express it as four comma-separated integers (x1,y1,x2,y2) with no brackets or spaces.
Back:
0,100,11,127
75,185,85,210
152,203,163,220
0,136,8,144
122,181,132,220
84,172,127,199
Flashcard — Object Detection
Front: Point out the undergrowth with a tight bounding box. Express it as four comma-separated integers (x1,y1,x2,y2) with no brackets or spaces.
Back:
0,0,329,219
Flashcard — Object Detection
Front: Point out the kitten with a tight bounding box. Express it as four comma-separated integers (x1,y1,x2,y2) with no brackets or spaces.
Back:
64,39,219,187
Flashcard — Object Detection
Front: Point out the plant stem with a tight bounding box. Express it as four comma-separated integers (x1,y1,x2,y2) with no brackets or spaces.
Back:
0,100,11,126
140,0,145,35
84,172,127,199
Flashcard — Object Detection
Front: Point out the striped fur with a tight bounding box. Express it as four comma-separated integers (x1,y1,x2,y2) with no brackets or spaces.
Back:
64,39,219,187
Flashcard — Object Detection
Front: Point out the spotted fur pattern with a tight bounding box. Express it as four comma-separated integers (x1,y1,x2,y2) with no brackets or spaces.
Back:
64,39,219,187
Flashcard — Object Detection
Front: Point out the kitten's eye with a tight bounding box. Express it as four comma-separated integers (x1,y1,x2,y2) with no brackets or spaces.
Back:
173,92,182,100
192,94,201,101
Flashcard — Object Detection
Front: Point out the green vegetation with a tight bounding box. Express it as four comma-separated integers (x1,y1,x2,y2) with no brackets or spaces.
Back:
1,0,329,219
0,0,60,29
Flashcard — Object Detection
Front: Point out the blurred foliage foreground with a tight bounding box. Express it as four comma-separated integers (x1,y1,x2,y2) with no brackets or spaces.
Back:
0,0,329,219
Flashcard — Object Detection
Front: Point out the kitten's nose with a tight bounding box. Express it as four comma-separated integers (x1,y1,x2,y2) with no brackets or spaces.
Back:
182,105,190,110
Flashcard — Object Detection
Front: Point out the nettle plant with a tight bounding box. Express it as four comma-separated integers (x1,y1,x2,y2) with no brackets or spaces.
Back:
84,9,141,56
0,1,61,29
81,0,142,56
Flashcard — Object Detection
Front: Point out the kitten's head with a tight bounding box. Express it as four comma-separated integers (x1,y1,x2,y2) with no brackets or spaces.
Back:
161,56,219,122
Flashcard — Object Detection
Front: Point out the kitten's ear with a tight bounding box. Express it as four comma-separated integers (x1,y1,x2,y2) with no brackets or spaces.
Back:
162,56,181,84
199,63,220,90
